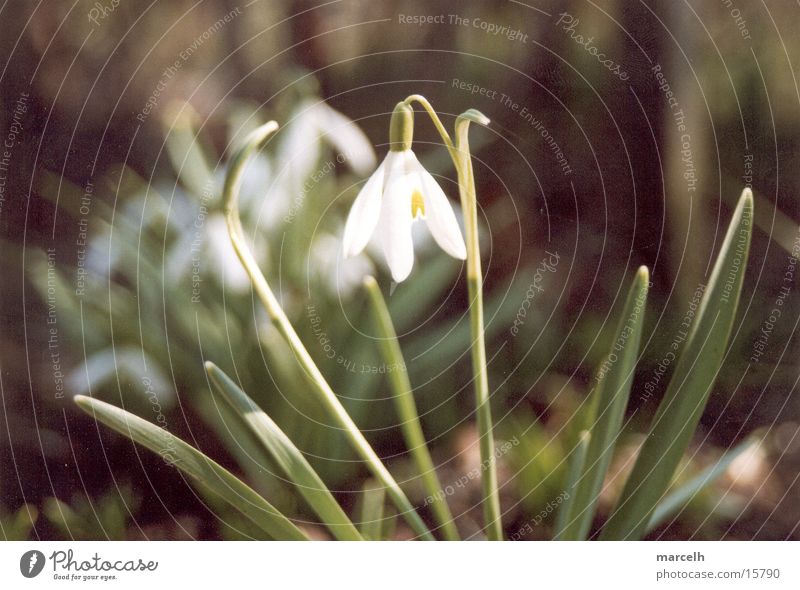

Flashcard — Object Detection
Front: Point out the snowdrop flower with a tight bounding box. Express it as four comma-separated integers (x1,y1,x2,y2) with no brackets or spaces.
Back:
342,102,466,282
280,98,376,191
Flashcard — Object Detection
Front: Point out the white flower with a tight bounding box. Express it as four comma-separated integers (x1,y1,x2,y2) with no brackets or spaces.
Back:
342,149,467,282
280,98,377,190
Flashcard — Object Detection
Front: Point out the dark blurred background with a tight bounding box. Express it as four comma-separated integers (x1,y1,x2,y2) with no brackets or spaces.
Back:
1,0,798,540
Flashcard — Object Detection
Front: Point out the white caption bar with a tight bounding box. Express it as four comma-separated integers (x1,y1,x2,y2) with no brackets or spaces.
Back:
1,541,796,588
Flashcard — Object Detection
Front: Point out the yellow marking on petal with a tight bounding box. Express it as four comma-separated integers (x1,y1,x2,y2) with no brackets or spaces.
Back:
411,190,426,218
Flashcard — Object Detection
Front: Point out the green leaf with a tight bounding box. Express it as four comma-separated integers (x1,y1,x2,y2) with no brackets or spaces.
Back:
554,430,590,540
381,506,398,540
221,120,433,540
205,362,362,541
559,266,649,540
600,189,754,540
363,276,459,540
646,436,760,533
358,482,386,541
73,395,308,541
43,498,86,539
0,504,38,541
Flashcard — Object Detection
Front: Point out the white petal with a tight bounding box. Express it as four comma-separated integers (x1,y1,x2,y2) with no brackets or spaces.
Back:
342,156,387,257
319,103,377,175
411,155,467,260
379,152,415,281
278,103,322,192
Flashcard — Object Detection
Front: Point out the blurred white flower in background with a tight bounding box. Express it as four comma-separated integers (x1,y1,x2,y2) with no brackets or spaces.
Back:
279,98,377,193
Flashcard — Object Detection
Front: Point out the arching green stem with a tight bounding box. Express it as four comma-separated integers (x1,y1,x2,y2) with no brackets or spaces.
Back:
222,122,434,540
403,95,458,166
404,97,502,540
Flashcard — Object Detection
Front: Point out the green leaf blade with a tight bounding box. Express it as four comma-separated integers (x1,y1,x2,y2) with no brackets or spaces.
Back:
205,362,363,541
73,395,308,541
554,430,591,540
363,276,460,541
646,436,760,533
559,266,649,540
358,482,386,541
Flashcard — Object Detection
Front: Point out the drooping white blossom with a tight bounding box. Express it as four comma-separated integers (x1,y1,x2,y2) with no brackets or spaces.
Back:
342,149,466,282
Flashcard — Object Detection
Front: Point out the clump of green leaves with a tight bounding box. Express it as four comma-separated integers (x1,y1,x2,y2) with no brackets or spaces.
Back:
74,143,756,540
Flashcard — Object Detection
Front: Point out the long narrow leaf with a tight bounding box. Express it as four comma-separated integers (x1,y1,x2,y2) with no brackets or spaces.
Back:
559,267,649,540
554,430,590,540
73,395,308,541
358,482,386,541
601,189,754,540
205,362,362,541
646,436,760,533
363,276,459,540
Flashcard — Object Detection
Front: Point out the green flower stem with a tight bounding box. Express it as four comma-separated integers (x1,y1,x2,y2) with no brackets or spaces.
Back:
223,122,434,540
453,114,503,541
363,276,460,541
404,95,458,161
405,96,503,540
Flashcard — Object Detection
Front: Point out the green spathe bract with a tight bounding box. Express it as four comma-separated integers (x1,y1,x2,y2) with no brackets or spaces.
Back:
600,189,754,540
